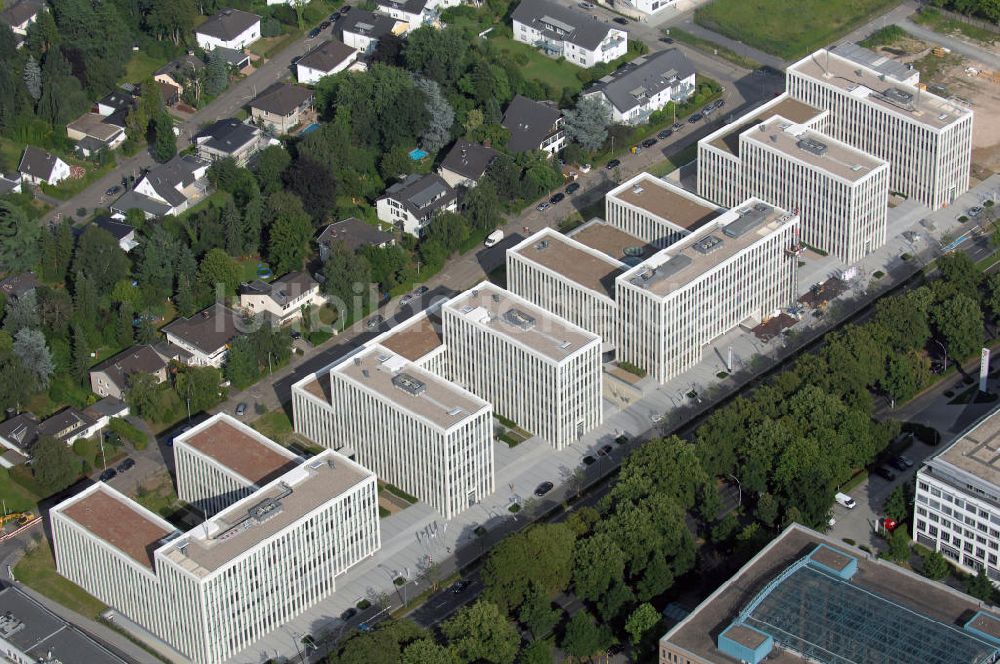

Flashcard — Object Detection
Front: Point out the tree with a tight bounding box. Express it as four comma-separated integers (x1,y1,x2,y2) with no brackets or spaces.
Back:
253,146,291,195
283,156,336,223
2,290,39,336
966,566,996,603
519,639,554,664
560,610,613,661
440,600,519,664
126,372,161,420
337,619,427,664
573,532,625,602
23,55,41,101
885,524,911,563
175,365,224,414
322,240,373,313
400,639,460,664
884,484,910,523
222,199,243,256
922,550,950,581
755,492,779,528
482,523,575,614
0,201,41,273
266,191,313,274
36,48,87,125
933,293,983,361
225,336,261,388
72,226,131,295
518,582,560,640
32,435,79,494
153,111,177,163
415,77,454,154
71,323,90,382
197,248,241,298
13,328,54,391
145,0,196,45
626,603,660,648
204,50,228,97
242,195,264,255
404,27,469,85
880,350,929,403
175,273,197,317
563,95,612,151
463,181,502,232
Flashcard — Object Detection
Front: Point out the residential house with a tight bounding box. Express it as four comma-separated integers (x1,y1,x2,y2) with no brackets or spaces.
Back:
96,89,134,118
82,397,130,432
110,155,210,219
373,0,457,32
316,217,395,261
0,272,38,301
93,215,140,252
511,0,626,68
0,173,21,195
157,80,180,107
0,399,128,465
195,8,261,51
90,345,169,399
66,112,127,157
162,303,245,367
35,407,104,446
437,139,498,188
584,49,696,125
239,271,324,325
193,118,266,166
17,146,70,186
502,95,566,156
154,54,205,101
0,413,37,461
376,173,457,237
338,8,402,54
249,83,314,134
0,0,43,37
296,39,361,85
213,46,252,71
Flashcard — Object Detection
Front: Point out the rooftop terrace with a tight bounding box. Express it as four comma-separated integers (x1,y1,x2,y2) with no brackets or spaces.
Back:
446,283,599,361
706,95,823,157
335,345,489,429
743,115,886,182
511,230,623,298
178,416,299,486
609,175,722,231
790,50,971,130
622,200,797,297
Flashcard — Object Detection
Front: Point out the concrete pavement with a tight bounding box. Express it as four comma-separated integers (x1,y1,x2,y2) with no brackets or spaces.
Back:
900,17,1000,70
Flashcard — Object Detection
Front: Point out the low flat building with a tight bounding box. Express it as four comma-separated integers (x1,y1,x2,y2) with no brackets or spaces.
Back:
239,270,324,324
162,303,244,367
502,95,566,156
17,147,70,186
443,282,603,449
659,523,1000,664
249,83,314,135
173,413,302,516
192,118,266,166
66,112,127,156
296,39,361,84
437,139,499,188
512,0,626,68
111,154,210,219
316,217,395,260
914,407,1000,582
338,8,402,54
51,447,380,664
194,8,261,51
606,173,724,248
584,49,696,125
89,344,169,399
376,173,457,237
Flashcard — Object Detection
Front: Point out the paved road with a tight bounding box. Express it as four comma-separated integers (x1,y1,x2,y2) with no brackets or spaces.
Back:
900,16,1000,70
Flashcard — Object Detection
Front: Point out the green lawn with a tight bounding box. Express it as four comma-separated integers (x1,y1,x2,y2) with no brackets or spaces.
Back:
0,468,41,513
251,408,295,445
694,0,902,60
14,542,108,619
667,28,762,70
912,7,1000,45
122,51,168,84
648,143,699,178
40,159,117,202
0,136,22,173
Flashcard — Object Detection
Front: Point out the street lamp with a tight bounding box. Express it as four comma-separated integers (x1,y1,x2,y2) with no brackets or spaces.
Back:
933,339,948,373
728,474,742,508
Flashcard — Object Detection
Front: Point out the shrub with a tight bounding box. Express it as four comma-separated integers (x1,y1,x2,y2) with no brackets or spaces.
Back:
873,270,885,279
508,503,521,513
495,413,517,428
76,207,87,217
843,537,856,546
261,18,282,37
393,576,405,586
617,361,647,378
357,599,371,610
108,417,149,451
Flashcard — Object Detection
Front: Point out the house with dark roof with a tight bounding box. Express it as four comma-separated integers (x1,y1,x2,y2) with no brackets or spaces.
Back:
316,217,395,260
163,303,245,367
66,112,127,157
90,345,169,399
502,95,566,156
584,49,695,125
239,271,324,324
17,146,70,186
110,154,210,219
195,8,261,51
0,272,38,301
0,412,38,458
438,139,499,188
0,172,21,195
154,54,206,100
0,405,108,457
93,215,139,252
511,0,626,68
376,173,457,236
338,7,402,54
96,89,135,118
249,83,315,134
193,118,266,166
296,39,361,85
0,0,44,37
374,0,458,32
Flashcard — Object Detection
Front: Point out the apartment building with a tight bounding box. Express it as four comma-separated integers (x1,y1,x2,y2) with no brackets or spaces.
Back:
173,414,302,516
617,200,799,383
376,173,457,237
442,283,602,449
511,0,627,68
606,173,724,248
50,449,379,664
914,407,1000,583
584,49,696,125
786,46,973,210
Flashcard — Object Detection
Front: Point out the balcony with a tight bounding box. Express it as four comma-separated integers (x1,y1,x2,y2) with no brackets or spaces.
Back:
533,38,564,57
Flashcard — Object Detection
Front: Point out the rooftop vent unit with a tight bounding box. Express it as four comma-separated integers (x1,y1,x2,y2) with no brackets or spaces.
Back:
0,613,25,639
850,164,863,172
361,369,370,378
447,407,465,417
883,87,914,106
692,235,724,254
503,307,536,330
632,184,644,194
796,137,828,156
938,112,950,121
534,239,550,251
558,340,572,350
392,372,426,395
460,305,475,314
376,353,391,363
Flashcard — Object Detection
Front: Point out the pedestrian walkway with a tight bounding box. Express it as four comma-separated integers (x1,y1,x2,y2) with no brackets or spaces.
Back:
900,17,1000,70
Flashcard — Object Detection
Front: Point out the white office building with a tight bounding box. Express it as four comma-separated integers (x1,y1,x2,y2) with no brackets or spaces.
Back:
442,283,602,449
173,414,302,517
914,408,1000,583
606,173,725,248
786,45,973,210
617,200,800,383
50,449,380,664
511,0,627,68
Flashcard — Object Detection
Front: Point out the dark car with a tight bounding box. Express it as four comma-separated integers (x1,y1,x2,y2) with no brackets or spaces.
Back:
566,182,581,194
612,16,629,24
713,98,725,109
688,112,703,123
105,185,121,196
659,37,674,44
598,444,613,456
415,285,429,295
291,55,303,66
339,5,351,13
308,27,321,37
340,608,357,621
367,314,385,329
99,468,117,482
873,466,897,481
672,122,684,130
641,137,658,148
451,580,470,594
606,158,621,170
657,128,673,140
320,20,331,29
289,329,301,340
534,481,554,497
582,455,596,466
549,192,565,204
889,457,908,471
614,434,629,445
116,458,135,473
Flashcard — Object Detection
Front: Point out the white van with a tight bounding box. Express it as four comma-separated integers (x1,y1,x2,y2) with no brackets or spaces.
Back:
484,229,504,247
835,492,856,509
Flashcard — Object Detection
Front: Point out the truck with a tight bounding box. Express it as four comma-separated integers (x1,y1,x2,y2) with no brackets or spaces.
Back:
484,229,504,247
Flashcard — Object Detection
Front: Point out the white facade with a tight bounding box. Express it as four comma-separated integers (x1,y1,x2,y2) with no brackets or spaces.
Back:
195,18,260,52
914,408,1000,583
584,50,696,126
606,173,724,248
616,200,799,384
442,283,603,449
628,0,677,14
511,1,627,68
50,450,380,664
296,51,359,84
786,48,973,210
18,154,70,186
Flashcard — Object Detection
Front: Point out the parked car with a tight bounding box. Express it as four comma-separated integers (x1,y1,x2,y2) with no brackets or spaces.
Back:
340,608,357,621
713,98,725,109
320,20,331,29
582,455,596,466
579,1,595,8
534,481,554,497
116,458,135,473
368,315,386,328
889,457,909,471
308,27,321,37
451,580,470,594
701,105,714,115
835,492,856,509
550,192,565,204
536,201,551,212
105,185,121,196
641,137,658,148
414,286,429,295
606,158,621,170
873,466,897,481
657,128,673,140
612,16,629,24
566,182,581,195
659,37,674,44
968,206,984,218
99,468,117,482
289,329,301,340
339,5,351,13
688,112,703,123
895,455,914,468
400,293,413,305
484,229,504,247
235,402,247,416
672,122,684,131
